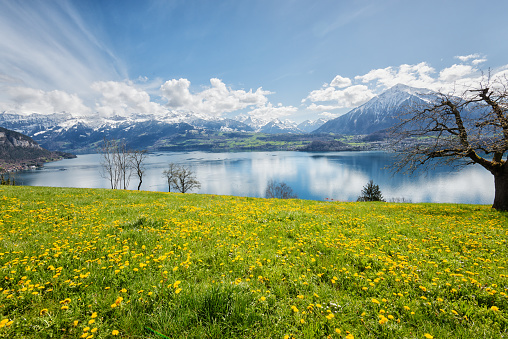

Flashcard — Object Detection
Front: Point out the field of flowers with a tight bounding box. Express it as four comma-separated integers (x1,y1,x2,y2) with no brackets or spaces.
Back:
0,186,507,338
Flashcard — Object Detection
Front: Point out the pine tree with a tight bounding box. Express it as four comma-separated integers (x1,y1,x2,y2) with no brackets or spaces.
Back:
357,180,385,202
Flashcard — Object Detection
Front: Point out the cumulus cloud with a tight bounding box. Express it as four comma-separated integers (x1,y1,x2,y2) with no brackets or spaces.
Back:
438,64,476,83
330,75,352,88
160,78,272,117
5,87,90,115
92,81,168,117
355,62,436,89
304,84,375,108
300,57,508,114
455,54,480,62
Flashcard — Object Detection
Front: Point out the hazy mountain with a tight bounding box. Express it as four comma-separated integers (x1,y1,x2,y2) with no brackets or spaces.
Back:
314,84,431,135
297,118,328,133
259,119,303,134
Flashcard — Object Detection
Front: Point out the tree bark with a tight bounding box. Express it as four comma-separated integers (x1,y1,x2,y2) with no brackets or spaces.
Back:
492,164,508,211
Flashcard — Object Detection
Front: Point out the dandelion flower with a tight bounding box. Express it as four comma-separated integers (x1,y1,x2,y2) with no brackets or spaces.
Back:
424,334,433,339
112,330,119,336
491,306,499,311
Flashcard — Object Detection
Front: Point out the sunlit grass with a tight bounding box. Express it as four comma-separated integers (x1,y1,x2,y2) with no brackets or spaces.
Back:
0,186,507,338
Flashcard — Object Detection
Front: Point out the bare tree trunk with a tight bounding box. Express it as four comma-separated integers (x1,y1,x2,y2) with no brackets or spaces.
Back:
492,164,508,211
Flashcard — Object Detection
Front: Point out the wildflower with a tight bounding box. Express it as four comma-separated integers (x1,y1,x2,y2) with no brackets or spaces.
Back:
335,328,341,334
297,295,304,299
112,330,119,335
91,312,97,318
325,313,335,320
40,309,48,315
175,288,182,294
260,296,266,301
491,306,499,311
61,305,69,310
91,328,97,333
73,320,79,326
424,334,433,339
291,305,299,313
300,318,305,324
88,319,95,325
371,298,380,304
345,334,354,339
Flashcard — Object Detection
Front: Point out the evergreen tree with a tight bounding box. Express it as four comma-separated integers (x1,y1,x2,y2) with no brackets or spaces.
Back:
357,180,384,202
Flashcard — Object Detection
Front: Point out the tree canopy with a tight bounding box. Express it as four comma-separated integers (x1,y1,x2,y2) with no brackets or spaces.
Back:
391,75,508,210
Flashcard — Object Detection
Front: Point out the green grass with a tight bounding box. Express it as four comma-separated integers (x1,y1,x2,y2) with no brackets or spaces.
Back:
0,186,507,338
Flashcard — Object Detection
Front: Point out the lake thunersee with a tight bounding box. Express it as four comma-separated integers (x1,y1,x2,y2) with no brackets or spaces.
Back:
15,151,493,205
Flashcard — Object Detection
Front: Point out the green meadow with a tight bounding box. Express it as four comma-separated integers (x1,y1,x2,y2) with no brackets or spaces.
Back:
0,186,507,338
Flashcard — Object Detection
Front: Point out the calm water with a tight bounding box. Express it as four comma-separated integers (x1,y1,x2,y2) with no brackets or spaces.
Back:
14,151,494,205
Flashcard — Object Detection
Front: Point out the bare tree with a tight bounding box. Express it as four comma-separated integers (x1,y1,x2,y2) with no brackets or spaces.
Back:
100,138,120,189
162,163,201,193
162,163,180,192
116,141,132,190
391,75,508,211
100,138,143,190
130,150,148,190
265,179,298,199
173,165,201,193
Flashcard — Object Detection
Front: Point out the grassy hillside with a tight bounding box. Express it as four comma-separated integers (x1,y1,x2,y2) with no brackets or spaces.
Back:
0,186,507,338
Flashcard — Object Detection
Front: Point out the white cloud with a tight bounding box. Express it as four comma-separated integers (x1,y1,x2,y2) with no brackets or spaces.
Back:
247,103,298,120
5,87,90,115
472,58,487,65
455,54,480,62
92,81,168,117
160,78,272,117
307,103,343,111
304,85,375,108
355,62,436,89
0,1,124,96
330,75,352,88
438,64,476,83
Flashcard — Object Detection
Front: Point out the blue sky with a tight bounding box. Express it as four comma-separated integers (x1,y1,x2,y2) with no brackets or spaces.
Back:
1,0,507,123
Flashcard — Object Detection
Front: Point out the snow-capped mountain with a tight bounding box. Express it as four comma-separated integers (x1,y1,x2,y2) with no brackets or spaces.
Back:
314,84,431,134
259,119,303,134
297,118,328,133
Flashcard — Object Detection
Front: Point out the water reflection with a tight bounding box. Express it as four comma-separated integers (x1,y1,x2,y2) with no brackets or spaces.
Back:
14,151,494,204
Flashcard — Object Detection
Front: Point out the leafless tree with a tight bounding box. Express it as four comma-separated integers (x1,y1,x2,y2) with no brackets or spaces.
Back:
130,150,148,190
100,138,146,190
265,179,298,199
116,141,132,190
391,75,508,211
162,163,180,192
100,138,121,189
162,163,201,193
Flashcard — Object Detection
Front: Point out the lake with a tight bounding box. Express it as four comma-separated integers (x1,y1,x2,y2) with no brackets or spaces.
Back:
14,151,494,205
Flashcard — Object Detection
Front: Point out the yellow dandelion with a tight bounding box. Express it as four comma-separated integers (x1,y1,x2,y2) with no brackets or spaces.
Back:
112,330,119,336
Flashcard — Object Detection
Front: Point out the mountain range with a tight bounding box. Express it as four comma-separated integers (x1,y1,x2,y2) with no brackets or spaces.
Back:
0,84,431,153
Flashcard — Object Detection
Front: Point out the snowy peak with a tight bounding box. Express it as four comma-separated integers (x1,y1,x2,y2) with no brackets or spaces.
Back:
315,84,431,135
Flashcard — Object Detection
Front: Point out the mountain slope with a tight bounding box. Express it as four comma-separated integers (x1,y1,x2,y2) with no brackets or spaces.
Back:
0,127,75,170
314,84,431,135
